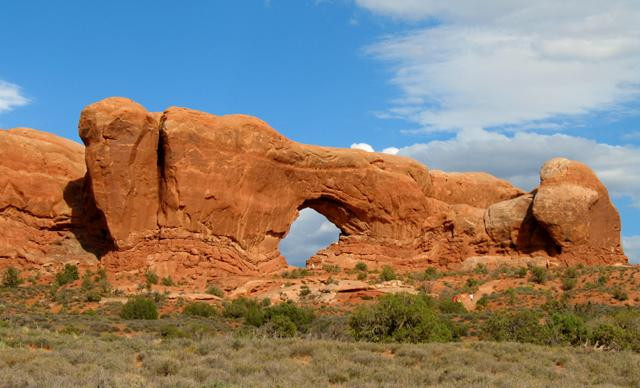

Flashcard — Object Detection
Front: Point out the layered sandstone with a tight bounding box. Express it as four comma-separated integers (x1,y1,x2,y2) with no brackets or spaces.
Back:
0,97,628,284
0,128,102,272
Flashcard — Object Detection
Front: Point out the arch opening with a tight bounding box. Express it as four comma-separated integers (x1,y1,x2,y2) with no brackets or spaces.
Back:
279,208,340,267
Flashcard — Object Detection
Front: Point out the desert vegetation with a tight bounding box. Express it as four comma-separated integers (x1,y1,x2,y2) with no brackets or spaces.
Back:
2,264,640,386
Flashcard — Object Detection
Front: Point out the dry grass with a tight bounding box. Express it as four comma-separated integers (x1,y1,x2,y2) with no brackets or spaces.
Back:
1,322,640,387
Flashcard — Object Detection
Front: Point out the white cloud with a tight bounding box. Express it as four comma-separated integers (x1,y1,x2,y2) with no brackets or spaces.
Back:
350,142,375,152
0,81,29,113
357,1,640,132
397,129,640,206
623,235,640,263
279,208,340,267
381,147,399,155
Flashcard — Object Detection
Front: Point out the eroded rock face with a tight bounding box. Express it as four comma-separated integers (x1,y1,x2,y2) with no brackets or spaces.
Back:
0,128,101,272
0,98,628,284
79,98,160,249
429,170,524,208
532,158,625,264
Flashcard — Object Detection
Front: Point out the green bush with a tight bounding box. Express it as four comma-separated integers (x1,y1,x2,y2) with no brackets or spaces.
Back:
159,325,186,339
424,267,438,278
266,301,315,331
161,276,174,286
299,285,311,297
612,287,628,301
476,295,489,310
482,310,549,344
282,269,310,279
565,267,578,279
206,285,224,298
437,298,467,314
322,264,341,273
529,266,547,284
516,267,528,278
120,297,158,320
355,262,368,272
349,293,454,343
265,315,297,338
474,263,488,275
183,302,217,318
2,267,21,288
561,277,577,291
597,274,608,286
223,297,265,326
55,264,79,286
85,289,102,302
379,266,397,282
145,270,159,286
548,312,588,345
466,278,479,288
590,323,627,350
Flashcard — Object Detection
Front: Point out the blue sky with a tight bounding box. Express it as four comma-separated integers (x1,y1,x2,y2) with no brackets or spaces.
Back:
1,1,639,264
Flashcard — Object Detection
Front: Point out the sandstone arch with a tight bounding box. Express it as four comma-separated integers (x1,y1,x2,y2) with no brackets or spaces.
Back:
0,97,627,283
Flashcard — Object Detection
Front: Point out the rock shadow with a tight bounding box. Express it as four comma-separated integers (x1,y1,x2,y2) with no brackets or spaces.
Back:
63,175,115,259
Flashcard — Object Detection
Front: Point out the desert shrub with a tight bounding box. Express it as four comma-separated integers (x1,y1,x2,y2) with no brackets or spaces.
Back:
349,293,453,343
516,267,528,278
529,266,547,284
424,267,438,278
183,302,217,318
2,267,21,288
223,297,265,326
357,272,368,281
120,297,158,320
466,278,479,288
55,264,79,286
481,310,550,344
282,268,310,279
609,310,640,350
355,262,368,272
145,270,159,286
206,285,224,298
379,266,397,282
159,324,186,339
561,277,577,291
437,298,467,314
266,301,315,331
265,315,297,338
80,270,110,301
299,285,311,297
476,295,489,310
612,287,628,301
590,323,627,350
161,276,174,286
474,263,488,275
565,267,578,279
597,274,608,286
323,264,341,273
85,289,102,302
411,267,440,281
547,312,588,345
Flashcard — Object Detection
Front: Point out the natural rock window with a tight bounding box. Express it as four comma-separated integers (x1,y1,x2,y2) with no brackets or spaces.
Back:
279,208,340,267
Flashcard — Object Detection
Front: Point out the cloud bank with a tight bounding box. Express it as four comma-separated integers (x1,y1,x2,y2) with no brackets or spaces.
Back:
357,0,640,132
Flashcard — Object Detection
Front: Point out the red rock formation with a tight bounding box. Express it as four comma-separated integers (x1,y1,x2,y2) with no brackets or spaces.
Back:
0,128,100,273
0,98,628,285
532,158,626,264
428,170,524,208
79,98,160,249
